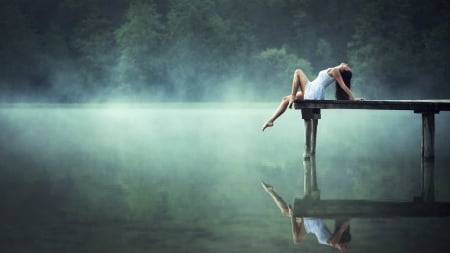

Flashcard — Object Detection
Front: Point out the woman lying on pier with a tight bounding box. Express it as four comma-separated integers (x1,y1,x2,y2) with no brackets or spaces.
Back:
261,181,352,251
262,62,363,131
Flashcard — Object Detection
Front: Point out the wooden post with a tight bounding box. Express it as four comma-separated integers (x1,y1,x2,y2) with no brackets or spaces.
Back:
421,112,435,203
303,119,312,197
301,109,321,200
311,119,319,195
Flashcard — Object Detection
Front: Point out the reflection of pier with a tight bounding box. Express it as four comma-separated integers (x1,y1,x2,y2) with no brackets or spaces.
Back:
293,100,450,218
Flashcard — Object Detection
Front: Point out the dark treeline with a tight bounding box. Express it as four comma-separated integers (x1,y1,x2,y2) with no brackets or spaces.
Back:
0,0,448,102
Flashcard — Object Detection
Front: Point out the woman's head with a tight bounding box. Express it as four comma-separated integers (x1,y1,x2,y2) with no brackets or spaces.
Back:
339,227,351,244
335,69,352,100
334,220,351,251
339,62,351,72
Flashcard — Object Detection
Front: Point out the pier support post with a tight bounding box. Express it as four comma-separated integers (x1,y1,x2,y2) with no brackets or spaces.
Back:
421,112,435,203
303,119,312,196
302,109,321,200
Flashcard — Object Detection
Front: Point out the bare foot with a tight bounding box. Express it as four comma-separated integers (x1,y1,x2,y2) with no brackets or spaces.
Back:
261,122,274,131
261,181,273,193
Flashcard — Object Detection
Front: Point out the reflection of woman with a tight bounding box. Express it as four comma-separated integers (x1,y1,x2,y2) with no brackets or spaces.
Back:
262,63,363,131
261,182,351,251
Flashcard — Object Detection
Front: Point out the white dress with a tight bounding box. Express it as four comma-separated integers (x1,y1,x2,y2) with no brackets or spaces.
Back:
303,217,332,245
304,68,335,100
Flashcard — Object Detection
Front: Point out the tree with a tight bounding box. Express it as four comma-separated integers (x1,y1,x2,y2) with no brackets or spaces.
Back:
115,0,165,97
348,0,450,98
252,47,312,99
422,0,450,97
0,1,43,99
290,0,357,69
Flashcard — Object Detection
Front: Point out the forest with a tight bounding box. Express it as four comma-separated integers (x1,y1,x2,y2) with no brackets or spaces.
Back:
0,0,449,102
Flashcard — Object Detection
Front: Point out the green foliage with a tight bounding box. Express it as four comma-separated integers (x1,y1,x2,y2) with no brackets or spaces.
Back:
0,2,42,90
422,0,450,90
0,0,449,101
116,1,165,91
73,14,118,87
252,47,312,98
348,0,450,98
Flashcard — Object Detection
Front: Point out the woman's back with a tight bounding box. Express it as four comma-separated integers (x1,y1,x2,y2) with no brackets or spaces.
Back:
304,69,335,100
303,217,332,245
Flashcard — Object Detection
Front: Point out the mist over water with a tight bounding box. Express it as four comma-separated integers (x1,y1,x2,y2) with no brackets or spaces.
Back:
1,103,449,252
1,1,449,251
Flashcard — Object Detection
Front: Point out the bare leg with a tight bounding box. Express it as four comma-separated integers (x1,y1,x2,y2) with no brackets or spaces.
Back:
262,182,307,244
290,69,309,104
261,181,290,216
262,69,309,131
261,95,292,131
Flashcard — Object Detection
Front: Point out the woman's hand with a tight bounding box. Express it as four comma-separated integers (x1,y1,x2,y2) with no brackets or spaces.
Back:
288,95,295,109
288,204,295,217
351,96,365,101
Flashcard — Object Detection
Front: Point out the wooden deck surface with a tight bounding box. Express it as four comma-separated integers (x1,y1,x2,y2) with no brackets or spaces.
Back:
293,99,450,112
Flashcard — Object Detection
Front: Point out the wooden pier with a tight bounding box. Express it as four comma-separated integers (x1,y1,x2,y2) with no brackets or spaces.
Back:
292,99,450,218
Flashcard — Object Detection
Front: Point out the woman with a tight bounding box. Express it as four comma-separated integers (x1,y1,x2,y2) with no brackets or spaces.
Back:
262,62,363,131
261,181,352,251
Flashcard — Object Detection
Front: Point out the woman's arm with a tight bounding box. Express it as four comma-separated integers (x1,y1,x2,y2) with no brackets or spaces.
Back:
328,68,361,101
327,219,351,246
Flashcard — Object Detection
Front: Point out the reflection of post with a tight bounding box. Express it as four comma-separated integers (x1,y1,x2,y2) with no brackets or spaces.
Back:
311,119,319,199
303,119,312,197
302,109,321,200
421,112,435,203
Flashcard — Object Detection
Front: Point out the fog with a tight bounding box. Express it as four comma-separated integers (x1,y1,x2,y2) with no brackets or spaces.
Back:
1,103,449,252
1,1,450,251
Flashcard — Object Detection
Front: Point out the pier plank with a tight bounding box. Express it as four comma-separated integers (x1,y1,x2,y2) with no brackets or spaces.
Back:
294,199,450,218
293,99,450,112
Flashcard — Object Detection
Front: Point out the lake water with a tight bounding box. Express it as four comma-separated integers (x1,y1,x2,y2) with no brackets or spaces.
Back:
1,103,449,253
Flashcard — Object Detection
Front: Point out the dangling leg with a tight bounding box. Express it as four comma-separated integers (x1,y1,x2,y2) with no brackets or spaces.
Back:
261,181,290,217
262,95,294,131
262,69,309,131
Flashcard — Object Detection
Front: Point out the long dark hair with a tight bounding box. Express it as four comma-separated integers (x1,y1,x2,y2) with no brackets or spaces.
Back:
335,219,351,244
335,70,352,100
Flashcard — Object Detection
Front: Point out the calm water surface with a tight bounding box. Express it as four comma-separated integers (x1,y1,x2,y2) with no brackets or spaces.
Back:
0,103,449,253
